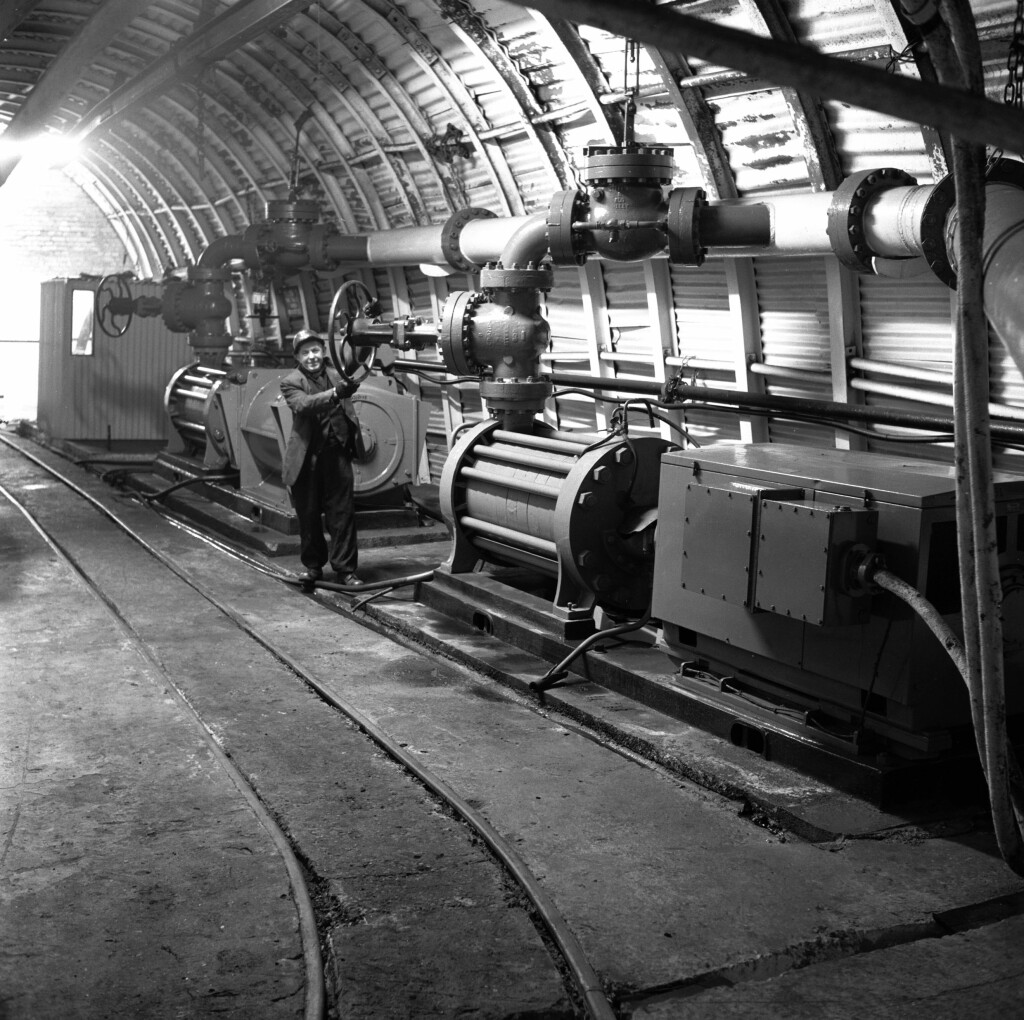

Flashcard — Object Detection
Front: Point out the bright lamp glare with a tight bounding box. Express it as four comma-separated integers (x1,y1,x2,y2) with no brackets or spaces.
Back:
0,134,81,167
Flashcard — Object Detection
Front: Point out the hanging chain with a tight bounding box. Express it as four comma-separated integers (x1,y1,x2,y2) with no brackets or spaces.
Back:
1004,0,1024,107
988,0,1024,170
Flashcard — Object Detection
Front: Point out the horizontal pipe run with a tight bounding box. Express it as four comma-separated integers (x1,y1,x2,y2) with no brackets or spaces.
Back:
849,356,955,386
365,225,457,267
862,186,931,258
665,356,735,372
491,429,588,456
547,372,662,395
335,215,539,270
848,378,1024,421
473,444,576,472
546,373,1024,438
181,374,218,387
459,466,561,500
321,233,371,264
174,420,206,433
702,193,834,258
598,352,657,364
701,203,772,248
459,515,559,558
748,362,831,385
391,359,453,374
173,387,213,400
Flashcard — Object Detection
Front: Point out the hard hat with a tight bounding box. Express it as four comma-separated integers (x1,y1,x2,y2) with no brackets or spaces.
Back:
292,328,323,354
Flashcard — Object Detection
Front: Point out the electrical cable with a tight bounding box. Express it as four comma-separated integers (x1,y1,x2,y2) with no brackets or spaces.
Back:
394,365,478,385
73,456,157,466
142,471,239,503
530,607,653,694
871,569,967,678
289,571,435,594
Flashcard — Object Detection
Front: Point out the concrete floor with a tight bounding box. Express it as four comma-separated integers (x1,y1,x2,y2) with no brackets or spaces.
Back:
3,430,1024,1019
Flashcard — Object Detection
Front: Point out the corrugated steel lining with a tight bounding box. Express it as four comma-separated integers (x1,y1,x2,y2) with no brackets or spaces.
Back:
989,324,1024,411
543,266,596,431
824,102,937,182
486,0,615,170
544,265,587,348
602,262,651,354
714,90,812,195
858,273,954,367
755,256,830,370
786,0,881,49
670,260,734,371
753,255,832,444
664,255,740,453
441,42,555,212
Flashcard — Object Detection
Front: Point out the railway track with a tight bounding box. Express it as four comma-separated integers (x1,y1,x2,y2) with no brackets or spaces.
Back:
5,429,1024,1019
0,430,611,1018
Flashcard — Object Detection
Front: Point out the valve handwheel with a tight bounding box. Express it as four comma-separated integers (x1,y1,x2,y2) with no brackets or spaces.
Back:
95,274,134,338
327,279,377,384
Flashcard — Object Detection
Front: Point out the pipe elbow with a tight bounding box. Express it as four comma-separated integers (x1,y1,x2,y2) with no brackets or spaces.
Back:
197,233,251,269
498,214,549,268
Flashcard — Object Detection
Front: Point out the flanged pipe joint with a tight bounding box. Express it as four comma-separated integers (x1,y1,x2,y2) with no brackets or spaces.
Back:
546,144,710,266
439,262,554,432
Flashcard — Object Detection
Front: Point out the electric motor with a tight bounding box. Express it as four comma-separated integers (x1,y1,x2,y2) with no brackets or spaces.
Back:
440,420,670,619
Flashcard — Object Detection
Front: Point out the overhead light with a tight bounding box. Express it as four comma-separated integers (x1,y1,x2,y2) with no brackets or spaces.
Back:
0,132,82,168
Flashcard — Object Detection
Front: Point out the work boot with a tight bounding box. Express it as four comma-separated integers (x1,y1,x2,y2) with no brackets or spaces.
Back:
297,567,323,588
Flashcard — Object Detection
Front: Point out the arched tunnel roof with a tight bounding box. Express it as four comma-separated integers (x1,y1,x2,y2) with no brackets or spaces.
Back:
2,0,1023,276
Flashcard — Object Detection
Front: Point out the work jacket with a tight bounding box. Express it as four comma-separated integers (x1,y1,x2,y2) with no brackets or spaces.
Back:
280,364,360,487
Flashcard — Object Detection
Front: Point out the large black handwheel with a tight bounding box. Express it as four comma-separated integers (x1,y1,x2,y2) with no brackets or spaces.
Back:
95,274,134,337
327,279,377,383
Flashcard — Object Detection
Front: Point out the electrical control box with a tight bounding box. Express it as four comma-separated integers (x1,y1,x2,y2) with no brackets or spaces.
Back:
653,443,1024,747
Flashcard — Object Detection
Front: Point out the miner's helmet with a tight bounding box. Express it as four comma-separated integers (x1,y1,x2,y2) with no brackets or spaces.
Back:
292,328,323,354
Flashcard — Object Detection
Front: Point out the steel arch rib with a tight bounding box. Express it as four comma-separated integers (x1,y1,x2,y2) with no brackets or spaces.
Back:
355,0,520,215
88,142,189,269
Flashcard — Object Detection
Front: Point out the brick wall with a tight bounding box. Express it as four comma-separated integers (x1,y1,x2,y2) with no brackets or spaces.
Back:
0,162,133,421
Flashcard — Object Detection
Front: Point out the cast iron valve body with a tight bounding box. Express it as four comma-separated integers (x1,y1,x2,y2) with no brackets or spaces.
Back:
439,262,553,431
162,265,234,365
548,147,700,268
265,199,320,269
584,144,674,262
